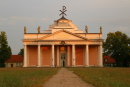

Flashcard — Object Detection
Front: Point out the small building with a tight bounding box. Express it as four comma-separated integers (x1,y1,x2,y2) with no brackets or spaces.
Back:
103,56,116,67
5,55,23,67
103,56,130,67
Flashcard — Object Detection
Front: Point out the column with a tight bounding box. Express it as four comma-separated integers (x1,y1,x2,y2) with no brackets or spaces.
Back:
37,45,41,67
67,46,70,67
23,45,27,67
57,46,59,67
99,45,103,67
72,44,75,67
52,45,55,67
85,44,89,66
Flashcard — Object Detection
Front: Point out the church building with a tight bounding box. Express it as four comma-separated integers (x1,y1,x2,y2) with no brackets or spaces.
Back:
22,6,103,67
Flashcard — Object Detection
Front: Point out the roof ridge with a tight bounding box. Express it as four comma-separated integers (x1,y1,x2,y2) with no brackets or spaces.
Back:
62,30,87,40
37,30,63,41
37,29,87,41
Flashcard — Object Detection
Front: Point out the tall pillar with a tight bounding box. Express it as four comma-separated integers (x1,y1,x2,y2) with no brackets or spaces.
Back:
23,45,27,67
67,46,70,67
72,44,75,67
85,44,89,66
99,45,103,67
57,46,59,67
37,45,41,67
52,45,55,67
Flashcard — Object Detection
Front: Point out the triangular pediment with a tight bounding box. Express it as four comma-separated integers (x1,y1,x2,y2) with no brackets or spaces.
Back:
37,30,87,41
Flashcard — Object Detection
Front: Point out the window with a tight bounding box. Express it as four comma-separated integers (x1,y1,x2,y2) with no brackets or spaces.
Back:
5,63,8,67
105,58,108,61
16,63,19,66
60,47,65,51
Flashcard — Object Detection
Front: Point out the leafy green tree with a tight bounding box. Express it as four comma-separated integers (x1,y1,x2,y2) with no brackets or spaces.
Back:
18,48,24,56
0,31,12,67
103,31,130,67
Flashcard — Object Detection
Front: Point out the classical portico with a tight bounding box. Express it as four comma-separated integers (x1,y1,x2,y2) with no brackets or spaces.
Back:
22,6,103,67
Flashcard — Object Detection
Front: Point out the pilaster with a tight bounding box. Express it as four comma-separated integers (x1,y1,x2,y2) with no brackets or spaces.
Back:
85,44,89,67
52,44,55,67
37,44,41,67
23,45,27,67
72,44,75,67
67,46,70,67
57,46,59,67
99,44,103,67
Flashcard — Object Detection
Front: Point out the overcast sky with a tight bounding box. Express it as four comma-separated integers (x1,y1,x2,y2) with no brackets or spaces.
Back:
0,0,130,54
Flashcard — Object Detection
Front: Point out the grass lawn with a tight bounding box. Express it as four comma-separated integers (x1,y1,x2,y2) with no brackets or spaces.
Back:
0,68,59,87
68,67,130,87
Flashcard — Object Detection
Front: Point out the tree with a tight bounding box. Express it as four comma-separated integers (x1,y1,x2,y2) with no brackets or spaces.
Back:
18,48,24,56
103,31,130,67
0,31,12,67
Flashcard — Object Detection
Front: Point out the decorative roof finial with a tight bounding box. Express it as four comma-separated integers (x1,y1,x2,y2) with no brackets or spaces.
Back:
85,26,88,33
59,6,67,18
37,26,40,33
100,26,102,33
24,26,26,34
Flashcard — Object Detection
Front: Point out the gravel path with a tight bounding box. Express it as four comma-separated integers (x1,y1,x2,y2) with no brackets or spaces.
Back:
43,68,94,87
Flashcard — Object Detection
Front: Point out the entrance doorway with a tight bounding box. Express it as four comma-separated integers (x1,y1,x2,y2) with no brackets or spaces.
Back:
11,64,13,67
60,53,66,67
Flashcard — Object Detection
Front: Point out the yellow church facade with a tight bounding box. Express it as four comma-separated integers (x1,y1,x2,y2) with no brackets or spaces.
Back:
22,6,103,67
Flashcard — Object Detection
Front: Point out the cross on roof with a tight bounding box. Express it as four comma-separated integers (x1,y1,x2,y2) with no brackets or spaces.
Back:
59,6,67,17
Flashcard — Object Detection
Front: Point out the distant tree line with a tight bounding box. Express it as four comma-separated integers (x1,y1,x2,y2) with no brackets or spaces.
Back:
0,31,12,67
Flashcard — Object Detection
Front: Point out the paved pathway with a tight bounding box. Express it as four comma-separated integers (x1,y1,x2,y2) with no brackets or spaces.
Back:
43,68,94,87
